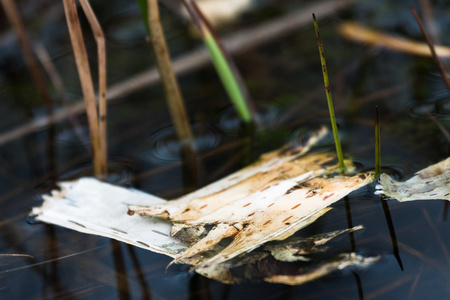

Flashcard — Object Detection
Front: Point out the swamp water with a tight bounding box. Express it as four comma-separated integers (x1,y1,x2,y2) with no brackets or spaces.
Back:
1,0,450,299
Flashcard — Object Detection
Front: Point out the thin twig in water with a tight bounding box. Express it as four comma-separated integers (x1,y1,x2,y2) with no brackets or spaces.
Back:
79,0,108,178
421,208,450,264
62,0,106,178
0,253,34,258
375,106,381,177
0,0,356,146
411,7,450,94
427,113,450,143
313,13,346,174
339,22,450,57
0,245,106,274
1,0,53,111
380,200,404,271
418,0,440,44
146,0,194,148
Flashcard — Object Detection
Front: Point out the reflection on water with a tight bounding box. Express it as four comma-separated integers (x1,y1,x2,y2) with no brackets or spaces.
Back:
0,0,450,299
147,123,220,163
216,103,279,134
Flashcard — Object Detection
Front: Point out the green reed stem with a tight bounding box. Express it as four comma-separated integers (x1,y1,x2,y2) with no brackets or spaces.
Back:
137,0,149,34
375,106,381,177
182,0,254,124
313,14,345,174
203,33,252,123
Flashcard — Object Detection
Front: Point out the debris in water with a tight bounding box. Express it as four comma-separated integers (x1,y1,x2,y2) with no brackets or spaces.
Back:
376,157,450,202
32,127,377,284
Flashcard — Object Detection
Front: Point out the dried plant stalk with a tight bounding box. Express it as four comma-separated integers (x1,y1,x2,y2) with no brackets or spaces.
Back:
62,0,106,178
339,22,450,57
1,0,52,111
0,0,357,146
146,0,194,146
79,0,108,177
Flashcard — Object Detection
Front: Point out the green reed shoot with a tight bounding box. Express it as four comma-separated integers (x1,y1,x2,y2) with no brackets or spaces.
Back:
375,106,381,177
313,14,345,174
182,0,253,124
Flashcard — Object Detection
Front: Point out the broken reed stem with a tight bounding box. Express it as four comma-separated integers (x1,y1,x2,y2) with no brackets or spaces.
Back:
411,7,450,94
183,0,255,124
79,0,108,177
375,106,381,177
146,0,194,147
1,0,52,111
62,0,106,178
313,14,346,174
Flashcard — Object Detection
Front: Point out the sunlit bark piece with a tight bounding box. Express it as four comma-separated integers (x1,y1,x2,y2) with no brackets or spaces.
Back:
32,127,374,284
32,178,186,257
376,157,450,202
129,142,373,266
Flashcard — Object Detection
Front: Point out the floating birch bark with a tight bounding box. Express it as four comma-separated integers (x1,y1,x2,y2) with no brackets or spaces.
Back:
376,157,450,202
31,177,378,284
32,128,377,283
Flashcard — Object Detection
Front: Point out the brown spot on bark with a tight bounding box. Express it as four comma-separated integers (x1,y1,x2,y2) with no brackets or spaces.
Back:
268,203,275,208
200,204,207,209
282,216,293,222
285,184,302,195
306,190,317,198
260,185,271,192
263,220,272,225
69,220,86,228
127,209,135,216
137,241,150,247
291,203,301,209
248,212,255,217
182,208,191,213
243,203,251,207
323,193,335,200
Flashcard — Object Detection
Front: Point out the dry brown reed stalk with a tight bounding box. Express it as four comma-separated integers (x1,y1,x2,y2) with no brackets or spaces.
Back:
62,0,106,178
0,0,356,146
146,0,194,148
418,0,440,43
79,0,108,175
1,0,52,111
339,22,450,57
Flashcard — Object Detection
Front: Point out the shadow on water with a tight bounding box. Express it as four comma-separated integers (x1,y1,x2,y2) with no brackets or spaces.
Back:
1,0,450,299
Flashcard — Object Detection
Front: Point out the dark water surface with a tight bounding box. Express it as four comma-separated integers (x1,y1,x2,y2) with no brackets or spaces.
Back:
1,0,450,299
